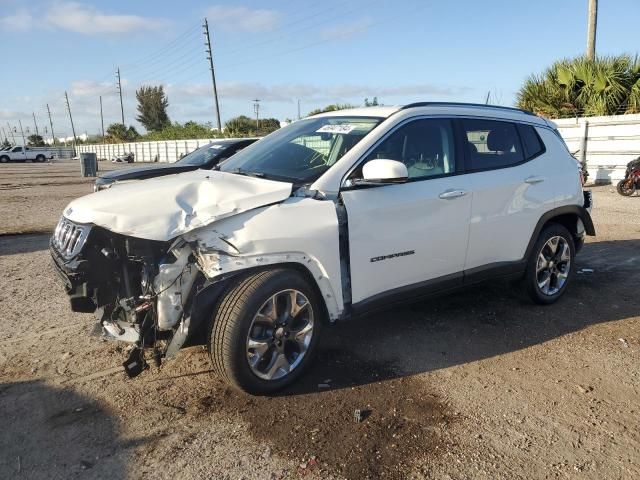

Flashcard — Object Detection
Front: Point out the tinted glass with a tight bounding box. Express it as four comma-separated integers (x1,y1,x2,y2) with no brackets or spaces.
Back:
518,124,544,158
220,117,381,183
462,119,524,170
177,143,228,166
364,119,455,179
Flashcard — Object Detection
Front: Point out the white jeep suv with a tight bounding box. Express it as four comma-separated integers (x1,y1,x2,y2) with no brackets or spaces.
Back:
50,102,594,394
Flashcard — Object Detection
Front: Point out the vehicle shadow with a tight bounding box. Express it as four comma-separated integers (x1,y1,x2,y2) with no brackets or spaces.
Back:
279,239,640,396
0,233,52,256
0,380,142,479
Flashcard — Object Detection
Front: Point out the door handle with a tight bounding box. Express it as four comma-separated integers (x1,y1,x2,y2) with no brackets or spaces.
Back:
524,176,545,184
439,189,467,200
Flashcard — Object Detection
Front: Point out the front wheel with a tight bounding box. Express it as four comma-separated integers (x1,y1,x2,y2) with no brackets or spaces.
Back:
209,269,323,394
523,223,575,305
617,179,636,196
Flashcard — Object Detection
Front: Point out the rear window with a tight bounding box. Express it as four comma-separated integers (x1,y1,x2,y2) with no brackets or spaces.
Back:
518,124,544,158
462,119,524,170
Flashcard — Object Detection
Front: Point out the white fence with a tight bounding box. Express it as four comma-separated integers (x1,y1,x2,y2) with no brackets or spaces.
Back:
76,138,221,164
75,114,640,184
554,113,640,184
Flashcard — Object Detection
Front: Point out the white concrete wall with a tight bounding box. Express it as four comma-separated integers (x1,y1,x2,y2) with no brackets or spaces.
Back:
76,138,220,164
553,113,640,184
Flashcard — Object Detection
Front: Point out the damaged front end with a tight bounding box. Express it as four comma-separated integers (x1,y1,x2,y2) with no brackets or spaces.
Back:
50,216,199,377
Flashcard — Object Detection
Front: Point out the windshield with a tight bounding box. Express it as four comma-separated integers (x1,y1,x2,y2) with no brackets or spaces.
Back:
177,143,228,166
219,116,382,183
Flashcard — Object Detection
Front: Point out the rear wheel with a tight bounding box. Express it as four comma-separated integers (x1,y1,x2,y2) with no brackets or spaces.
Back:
617,179,636,196
209,269,323,394
35,154,45,163
523,223,575,305
0,156,9,163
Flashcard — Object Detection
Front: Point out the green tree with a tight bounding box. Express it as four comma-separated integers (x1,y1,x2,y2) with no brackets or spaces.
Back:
307,103,356,116
364,97,379,106
135,85,170,131
224,116,281,136
1,138,10,148
27,134,45,146
517,55,640,118
106,123,139,142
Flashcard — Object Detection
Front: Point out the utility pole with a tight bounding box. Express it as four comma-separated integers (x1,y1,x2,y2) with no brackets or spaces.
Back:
1,127,7,144
116,67,125,125
46,104,56,145
586,0,598,60
99,96,105,142
6,122,16,144
18,119,26,145
32,112,40,137
203,18,222,132
253,99,260,130
485,91,491,104
297,99,301,120
64,91,78,148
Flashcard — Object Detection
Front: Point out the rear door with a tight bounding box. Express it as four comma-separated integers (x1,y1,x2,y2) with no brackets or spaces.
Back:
341,118,472,306
461,119,555,271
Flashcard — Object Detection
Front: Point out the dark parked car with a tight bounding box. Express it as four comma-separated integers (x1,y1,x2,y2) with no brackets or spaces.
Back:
94,138,258,191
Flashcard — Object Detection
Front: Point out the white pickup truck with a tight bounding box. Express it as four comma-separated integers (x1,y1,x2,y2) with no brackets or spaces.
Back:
0,145,54,163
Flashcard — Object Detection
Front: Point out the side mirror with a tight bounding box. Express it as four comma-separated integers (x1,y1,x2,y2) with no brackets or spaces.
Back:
358,159,408,185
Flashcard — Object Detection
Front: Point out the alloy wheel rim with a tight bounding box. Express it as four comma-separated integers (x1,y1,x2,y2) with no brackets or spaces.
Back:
536,236,571,296
246,289,314,381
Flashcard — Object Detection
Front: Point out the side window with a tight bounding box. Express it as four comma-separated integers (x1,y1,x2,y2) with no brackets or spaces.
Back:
12,147,22,152
517,124,544,158
462,119,524,170
365,119,455,179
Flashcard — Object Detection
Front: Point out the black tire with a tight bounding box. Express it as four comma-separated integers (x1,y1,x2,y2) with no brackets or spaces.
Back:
35,154,45,163
523,223,575,305
0,156,9,163
209,268,323,395
617,179,636,196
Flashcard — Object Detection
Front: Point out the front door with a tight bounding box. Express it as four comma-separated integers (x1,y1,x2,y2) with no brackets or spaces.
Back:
341,118,472,306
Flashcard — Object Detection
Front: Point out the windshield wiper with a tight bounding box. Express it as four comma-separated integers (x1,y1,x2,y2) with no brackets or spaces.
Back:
232,167,265,178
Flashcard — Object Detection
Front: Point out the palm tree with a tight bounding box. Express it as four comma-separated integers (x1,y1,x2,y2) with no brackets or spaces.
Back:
517,55,640,118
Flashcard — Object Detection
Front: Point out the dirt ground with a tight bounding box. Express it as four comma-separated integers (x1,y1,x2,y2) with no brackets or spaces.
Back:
0,162,639,479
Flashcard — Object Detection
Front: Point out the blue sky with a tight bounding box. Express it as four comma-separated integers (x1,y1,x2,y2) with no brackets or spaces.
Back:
1,0,639,138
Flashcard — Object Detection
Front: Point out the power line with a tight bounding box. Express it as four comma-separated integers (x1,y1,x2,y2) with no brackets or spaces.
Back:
124,31,201,79
203,18,222,131
46,104,56,144
99,96,105,142
116,67,125,124
64,91,78,147
253,99,260,129
221,0,375,57
122,24,201,72
32,112,39,136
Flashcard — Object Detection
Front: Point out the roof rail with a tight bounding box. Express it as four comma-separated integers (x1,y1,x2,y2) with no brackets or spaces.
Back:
401,102,536,116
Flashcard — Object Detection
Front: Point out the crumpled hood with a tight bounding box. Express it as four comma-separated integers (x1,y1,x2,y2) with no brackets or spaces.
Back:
63,169,293,241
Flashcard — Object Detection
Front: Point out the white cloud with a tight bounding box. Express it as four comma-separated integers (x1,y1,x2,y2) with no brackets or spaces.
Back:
320,17,373,40
168,81,469,104
205,5,281,32
70,80,118,98
0,8,33,31
44,2,169,35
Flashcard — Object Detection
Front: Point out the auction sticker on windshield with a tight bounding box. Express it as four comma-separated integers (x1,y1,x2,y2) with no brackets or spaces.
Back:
316,124,356,134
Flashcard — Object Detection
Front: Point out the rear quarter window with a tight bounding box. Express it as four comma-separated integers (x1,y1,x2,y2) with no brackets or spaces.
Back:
517,124,545,159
